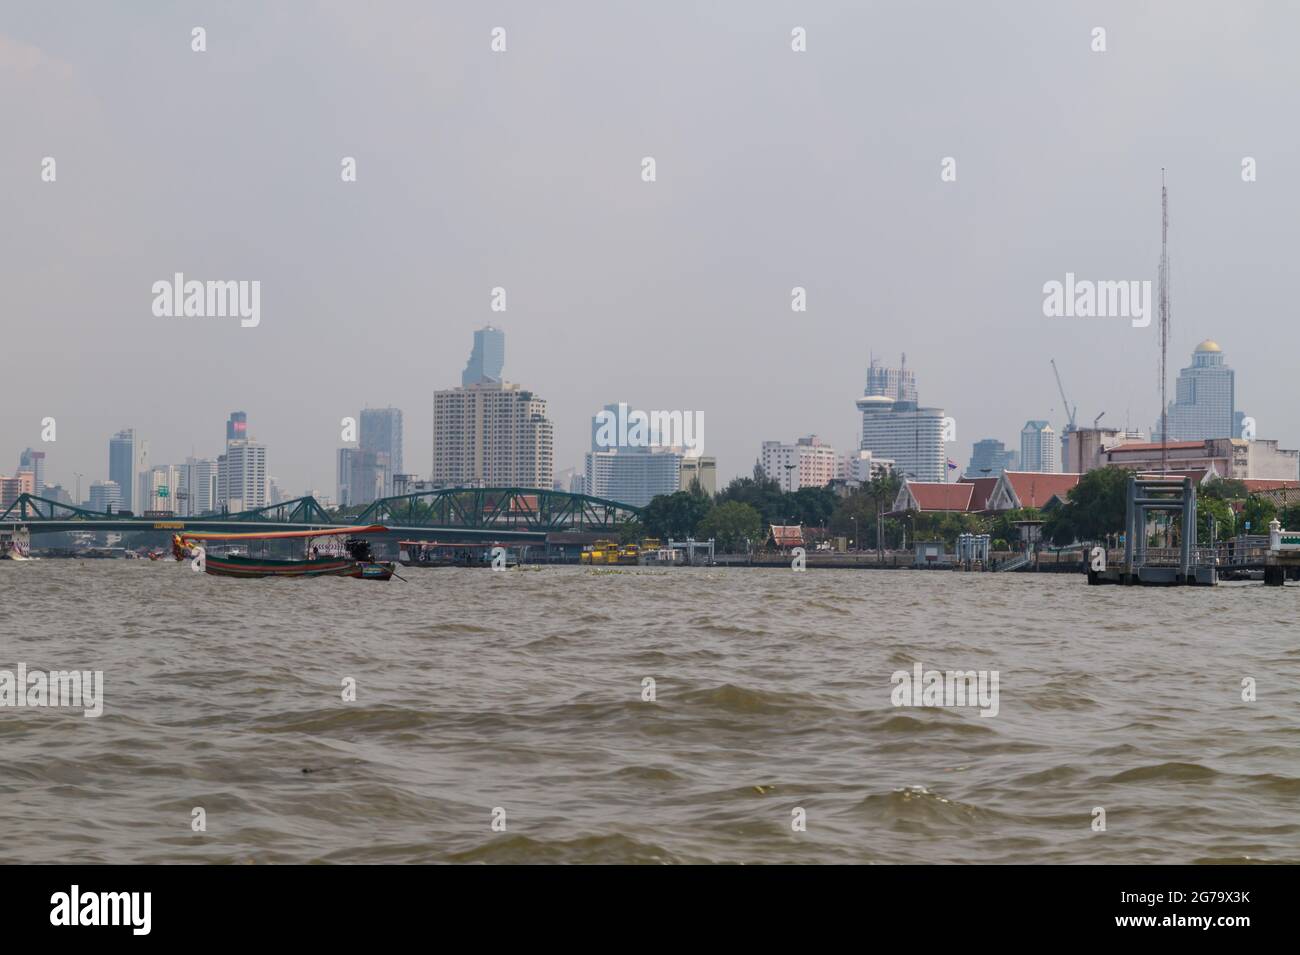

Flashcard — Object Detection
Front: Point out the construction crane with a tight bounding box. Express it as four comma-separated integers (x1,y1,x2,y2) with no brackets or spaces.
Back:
1050,359,1077,434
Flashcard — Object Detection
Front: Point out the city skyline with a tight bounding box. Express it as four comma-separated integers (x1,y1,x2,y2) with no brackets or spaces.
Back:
6,4,1300,496
0,328,1290,506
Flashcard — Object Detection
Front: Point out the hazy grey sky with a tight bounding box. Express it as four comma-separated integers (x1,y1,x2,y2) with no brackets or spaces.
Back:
4,1,1300,495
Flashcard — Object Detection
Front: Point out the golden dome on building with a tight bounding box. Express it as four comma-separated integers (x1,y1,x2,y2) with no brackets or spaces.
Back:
1194,339,1222,353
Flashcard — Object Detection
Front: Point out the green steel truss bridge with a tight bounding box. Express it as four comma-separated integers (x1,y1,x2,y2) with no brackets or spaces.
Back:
0,488,641,542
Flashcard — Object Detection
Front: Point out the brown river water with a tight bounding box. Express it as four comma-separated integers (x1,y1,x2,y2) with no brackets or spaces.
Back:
1,561,1297,864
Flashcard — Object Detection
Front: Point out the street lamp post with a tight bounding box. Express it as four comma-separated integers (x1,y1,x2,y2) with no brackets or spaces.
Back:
902,471,919,552
877,492,885,561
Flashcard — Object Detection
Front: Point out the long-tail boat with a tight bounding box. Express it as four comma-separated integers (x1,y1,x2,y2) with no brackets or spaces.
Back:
172,525,396,580
398,540,521,568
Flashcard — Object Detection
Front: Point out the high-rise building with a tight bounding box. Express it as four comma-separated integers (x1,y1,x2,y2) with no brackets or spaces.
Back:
360,407,403,496
1060,427,1125,474
305,490,335,509
360,452,391,501
182,457,218,516
109,429,136,512
866,355,919,403
226,411,248,447
1153,340,1237,441
432,381,553,489
337,448,358,507
966,439,1018,478
336,447,389,507
591,402,618,452
553,466,582,493
142,465,183,514
584,448,682,507
461,325,505,387
679,456,717,495
857,396,947,482
839,450,895,484
760,436,838,491
88,480,123,513
581,403,691,506
42,484,73,506
0,475,31,509
134,438,151,514
392,474,421,497
1020,421,1059,473
217,414,265,512
17,449,46,497
217,440,267,512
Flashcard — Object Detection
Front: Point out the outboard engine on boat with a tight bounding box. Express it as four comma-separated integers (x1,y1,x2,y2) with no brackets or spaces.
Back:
345,538,375,561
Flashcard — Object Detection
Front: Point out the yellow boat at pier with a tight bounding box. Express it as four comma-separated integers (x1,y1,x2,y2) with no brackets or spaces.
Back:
580,540,640,565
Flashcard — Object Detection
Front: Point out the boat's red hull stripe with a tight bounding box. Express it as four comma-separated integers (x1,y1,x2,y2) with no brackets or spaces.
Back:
203,557,354,578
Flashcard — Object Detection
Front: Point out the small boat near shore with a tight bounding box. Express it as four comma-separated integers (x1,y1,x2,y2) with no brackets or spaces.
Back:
174,525,397,580
398,540,521,568
0,527,36,560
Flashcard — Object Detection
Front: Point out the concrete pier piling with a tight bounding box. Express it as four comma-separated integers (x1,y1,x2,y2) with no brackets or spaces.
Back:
1089,474,1216,586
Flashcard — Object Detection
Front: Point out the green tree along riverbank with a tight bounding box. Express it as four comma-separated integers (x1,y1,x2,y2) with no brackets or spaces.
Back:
634,466,1298,555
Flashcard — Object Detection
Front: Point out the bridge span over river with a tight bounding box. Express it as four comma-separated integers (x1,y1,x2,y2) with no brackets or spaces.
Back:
0,489,641,544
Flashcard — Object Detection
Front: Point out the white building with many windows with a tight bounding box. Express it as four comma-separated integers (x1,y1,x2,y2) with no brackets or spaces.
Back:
217,440,267,513
857,397,947,482
432,381,554,489
1019,420,1059,473
182,457,218,516
141,464,183,515
761,435,837,491
866,356,918,403
584,448,682,507
1153,340,1237,441
838,449,895,484
88,480,122,513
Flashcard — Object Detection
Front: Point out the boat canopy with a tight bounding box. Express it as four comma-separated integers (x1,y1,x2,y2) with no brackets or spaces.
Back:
179,524,387,542
398,540,515,548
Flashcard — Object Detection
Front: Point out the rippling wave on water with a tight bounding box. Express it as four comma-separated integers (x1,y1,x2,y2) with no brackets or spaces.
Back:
1,562,1297,863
